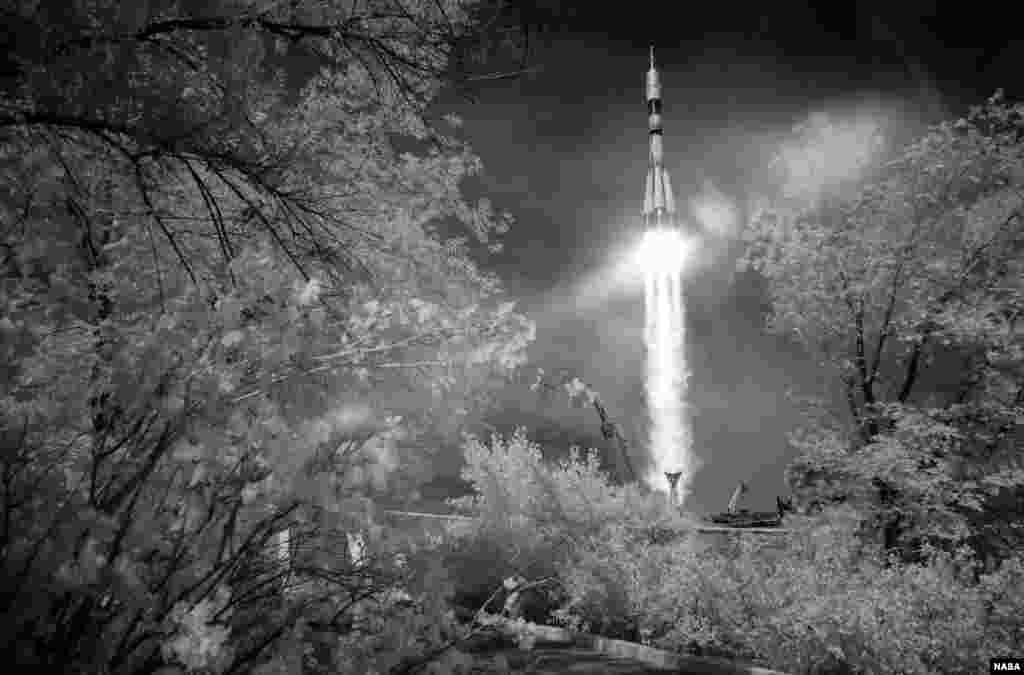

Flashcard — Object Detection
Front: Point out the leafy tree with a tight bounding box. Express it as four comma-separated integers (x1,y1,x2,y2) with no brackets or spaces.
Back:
741,94,1023,563
0,1,534,672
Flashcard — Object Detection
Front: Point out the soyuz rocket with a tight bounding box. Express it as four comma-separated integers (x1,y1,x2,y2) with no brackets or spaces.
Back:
643,46,680,232
644,48,686,505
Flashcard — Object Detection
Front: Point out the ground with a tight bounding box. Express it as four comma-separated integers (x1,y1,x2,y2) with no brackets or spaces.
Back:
477,646,779,674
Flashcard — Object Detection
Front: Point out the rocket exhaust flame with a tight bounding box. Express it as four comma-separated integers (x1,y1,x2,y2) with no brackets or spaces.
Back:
643,255,692,503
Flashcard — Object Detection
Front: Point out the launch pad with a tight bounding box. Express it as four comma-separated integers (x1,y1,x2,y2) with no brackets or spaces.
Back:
664,471,682,506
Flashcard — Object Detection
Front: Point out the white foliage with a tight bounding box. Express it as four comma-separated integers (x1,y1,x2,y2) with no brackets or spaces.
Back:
220,330,245,348
162,587,232,671
296,277,321,306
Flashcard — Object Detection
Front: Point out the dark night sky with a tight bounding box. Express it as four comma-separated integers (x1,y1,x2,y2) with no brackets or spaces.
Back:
425,2,1023,514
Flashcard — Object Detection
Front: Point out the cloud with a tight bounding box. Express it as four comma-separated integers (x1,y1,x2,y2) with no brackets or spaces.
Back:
776,110,884,200
690,179,741,238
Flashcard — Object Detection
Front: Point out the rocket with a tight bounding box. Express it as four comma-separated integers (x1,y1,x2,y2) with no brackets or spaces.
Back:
643,47,679,231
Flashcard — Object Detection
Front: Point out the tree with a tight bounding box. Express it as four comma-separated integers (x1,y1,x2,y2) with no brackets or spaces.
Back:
528,368,639,484
741,94,1024,563
0,1,535,672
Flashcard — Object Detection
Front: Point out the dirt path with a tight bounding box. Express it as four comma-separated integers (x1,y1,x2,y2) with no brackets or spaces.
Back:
523,647,675,673
479,646,781,674
466,617,789,675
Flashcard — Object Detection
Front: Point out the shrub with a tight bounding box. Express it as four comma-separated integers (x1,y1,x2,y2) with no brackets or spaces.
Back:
446,428,694,636
645,505,1024,674
443,429,1024,673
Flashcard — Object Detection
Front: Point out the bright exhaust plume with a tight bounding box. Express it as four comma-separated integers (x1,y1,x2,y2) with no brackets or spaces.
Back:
637,227,695,505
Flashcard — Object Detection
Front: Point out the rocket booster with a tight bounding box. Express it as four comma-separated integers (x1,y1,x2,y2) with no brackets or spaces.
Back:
643,47,678,231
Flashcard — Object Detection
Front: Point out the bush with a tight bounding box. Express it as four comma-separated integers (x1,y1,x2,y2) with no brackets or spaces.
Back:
442,429,1024,674
445,429,694,636
644,505,1024,674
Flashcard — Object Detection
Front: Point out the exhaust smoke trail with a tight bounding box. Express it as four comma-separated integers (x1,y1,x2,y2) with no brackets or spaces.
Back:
641,230,693,506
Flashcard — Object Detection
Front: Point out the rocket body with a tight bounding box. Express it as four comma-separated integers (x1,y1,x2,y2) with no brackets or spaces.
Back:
643,48,686,233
